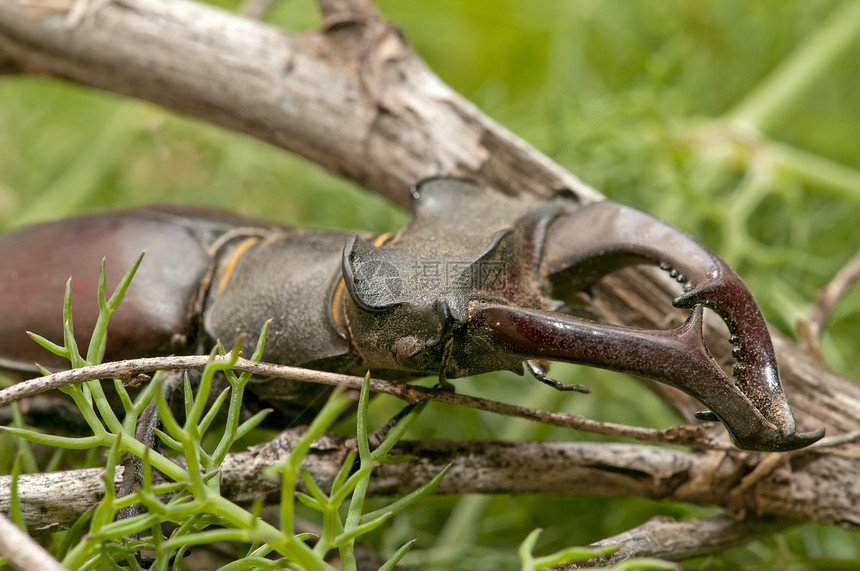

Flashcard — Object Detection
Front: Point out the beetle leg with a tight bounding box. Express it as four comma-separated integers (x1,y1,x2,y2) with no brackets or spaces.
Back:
533,200,824,451
525,360,591,393
117,370,183,518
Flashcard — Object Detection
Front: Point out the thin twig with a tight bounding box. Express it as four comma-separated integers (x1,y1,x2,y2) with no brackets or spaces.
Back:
806,429,860,450
799,249,860,358
0,354,723,448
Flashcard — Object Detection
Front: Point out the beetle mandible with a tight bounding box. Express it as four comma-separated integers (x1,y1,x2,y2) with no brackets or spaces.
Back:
0,177,824,451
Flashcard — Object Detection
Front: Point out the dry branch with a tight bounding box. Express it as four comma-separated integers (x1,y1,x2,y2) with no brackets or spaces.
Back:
0,0,599,208
799,249,860,359
574,516,793,567
1,0,859,564
0,429,818,536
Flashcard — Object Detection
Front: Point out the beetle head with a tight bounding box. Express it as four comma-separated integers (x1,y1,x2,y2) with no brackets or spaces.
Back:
337,177,562,377
340,232,451,374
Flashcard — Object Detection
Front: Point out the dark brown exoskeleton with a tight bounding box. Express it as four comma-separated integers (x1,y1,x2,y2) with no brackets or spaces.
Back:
0,177,823,451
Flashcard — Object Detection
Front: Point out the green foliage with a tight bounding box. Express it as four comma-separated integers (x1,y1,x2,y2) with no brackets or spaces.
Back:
0,1,859,569
3,259,451,568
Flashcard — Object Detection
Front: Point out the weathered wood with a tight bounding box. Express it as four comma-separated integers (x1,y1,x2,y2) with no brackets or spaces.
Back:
575,515,793,567
0,0,599,208
0,431,821,535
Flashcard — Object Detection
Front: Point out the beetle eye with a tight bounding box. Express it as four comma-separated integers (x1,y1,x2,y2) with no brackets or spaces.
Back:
394,336,425,366
342,233,403,312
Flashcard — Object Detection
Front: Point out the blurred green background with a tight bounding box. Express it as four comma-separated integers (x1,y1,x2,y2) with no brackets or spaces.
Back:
1,0,859,568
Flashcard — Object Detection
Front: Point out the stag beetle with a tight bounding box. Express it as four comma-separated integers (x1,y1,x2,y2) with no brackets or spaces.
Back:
0,177,823,451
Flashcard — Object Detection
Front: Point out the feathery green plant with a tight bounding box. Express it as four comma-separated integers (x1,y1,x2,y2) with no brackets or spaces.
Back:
1,256,448,569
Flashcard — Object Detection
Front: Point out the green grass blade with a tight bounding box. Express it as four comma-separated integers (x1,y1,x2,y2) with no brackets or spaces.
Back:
9,452,27,532
26,331,68,359
0,426,105,449
232,409,272,443
371,400,427,461
360,464,449,523
379,539,417,571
